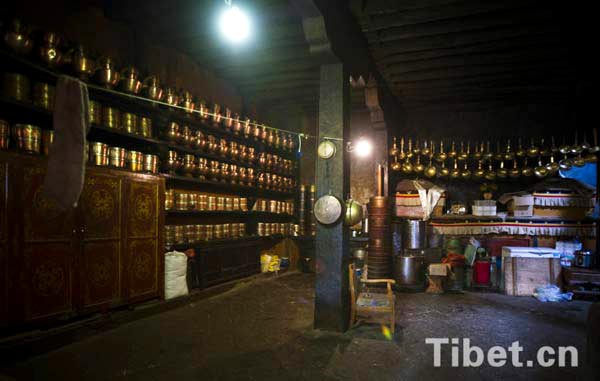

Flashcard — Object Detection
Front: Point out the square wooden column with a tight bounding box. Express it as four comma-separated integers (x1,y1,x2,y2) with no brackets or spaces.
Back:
314,63,350,332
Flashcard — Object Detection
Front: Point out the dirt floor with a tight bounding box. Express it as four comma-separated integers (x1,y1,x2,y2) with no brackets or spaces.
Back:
0,272,596,380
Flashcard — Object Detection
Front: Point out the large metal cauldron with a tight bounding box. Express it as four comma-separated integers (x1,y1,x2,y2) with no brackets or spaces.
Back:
394,255,425,286
402,220,427,249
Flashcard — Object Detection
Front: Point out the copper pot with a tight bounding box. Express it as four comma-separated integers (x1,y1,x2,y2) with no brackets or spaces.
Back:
274,132,281,149
238,145,247,161
207,135,218,154
2,72,31,103
42,130,54,155
179,125,192,146
89,142,109,166
4,19,33,55
119,66,142,94
258,152,267,167
229,164,239,184
142,76,164,101
237,167,247,184
33,82,55,111
12,124,41,154
163,150,181,173
197,158,209,178
121,112,138,134
229,141,239,159
109,146,127,168
247,147,256,163
180,90,195,114
89,101,102,125
209,160,220,180
287,134,295,151
267,129,275,146
139,117,152,137
260,126,268,142
164,88,180,107
242,118,252,137
165,122,180,143
198,101,209,120
253,123,261,141
102,106,121,129
222,107,233,130
143,154,159,173
257,173,266,188
218,138,229,157
220,162,230,182
127,151,143,172
69,45,95,80
0,120,9,150
95,56,120,88
246,168,255,184
211,103,221,125
165,190,174,210
183,154,196,176
38,31,63,67
232,113,242,134
195,130,207,151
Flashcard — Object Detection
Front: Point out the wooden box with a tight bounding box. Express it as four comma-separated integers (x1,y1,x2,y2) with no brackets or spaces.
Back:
502,256,562,296
533,206,589,220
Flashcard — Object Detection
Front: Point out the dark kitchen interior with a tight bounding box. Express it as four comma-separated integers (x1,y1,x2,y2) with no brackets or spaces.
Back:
0,1,598,380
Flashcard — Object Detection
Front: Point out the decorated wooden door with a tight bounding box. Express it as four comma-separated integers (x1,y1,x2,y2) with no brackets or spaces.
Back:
123,177,164,302
21,164,76,322
78,169,123,312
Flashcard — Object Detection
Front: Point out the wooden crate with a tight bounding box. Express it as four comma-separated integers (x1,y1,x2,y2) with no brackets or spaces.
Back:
533,206,589,220
503,257,562,296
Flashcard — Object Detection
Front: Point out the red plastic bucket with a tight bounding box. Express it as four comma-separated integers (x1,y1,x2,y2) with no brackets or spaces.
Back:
474,260,491,284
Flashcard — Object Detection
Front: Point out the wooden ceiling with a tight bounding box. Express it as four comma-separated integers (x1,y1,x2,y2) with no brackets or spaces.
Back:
114,0,322,115
349,0,585,111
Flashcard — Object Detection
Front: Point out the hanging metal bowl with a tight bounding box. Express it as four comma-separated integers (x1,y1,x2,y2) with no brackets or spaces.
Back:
314,194,343,225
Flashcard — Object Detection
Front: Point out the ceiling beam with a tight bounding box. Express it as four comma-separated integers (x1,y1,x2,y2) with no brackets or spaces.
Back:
371,20,561,59
362,0,541,31
388,60,570,83
378,34,564,66
363,6,555,43
383,47,569,75
235,70,320,86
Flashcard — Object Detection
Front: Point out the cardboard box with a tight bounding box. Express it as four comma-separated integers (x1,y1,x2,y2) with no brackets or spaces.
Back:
508,195,534,217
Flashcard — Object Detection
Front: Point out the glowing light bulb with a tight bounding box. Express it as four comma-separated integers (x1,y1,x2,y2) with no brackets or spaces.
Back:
354,138,373,158
219,6,250,43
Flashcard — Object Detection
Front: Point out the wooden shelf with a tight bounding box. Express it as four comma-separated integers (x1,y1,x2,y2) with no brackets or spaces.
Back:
162,173,294,199
167,235,289,252
428,214,594,224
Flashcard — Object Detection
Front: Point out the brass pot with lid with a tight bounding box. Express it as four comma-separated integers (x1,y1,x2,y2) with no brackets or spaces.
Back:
119,66,142,94
95,56,120,88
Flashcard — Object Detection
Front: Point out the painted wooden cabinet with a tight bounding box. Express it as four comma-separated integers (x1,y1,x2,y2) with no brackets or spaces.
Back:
0,153,164,328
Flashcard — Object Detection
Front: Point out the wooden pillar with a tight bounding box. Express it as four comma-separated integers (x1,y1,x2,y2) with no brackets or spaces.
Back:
313,63,350,332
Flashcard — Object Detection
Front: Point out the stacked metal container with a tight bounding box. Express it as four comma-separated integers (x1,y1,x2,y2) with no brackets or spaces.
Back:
367,196,393,279
298,185,306,236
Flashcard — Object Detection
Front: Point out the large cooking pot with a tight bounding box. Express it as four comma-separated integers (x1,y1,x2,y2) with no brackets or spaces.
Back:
394,255,425,286
402,220,427,249
344,198,363,226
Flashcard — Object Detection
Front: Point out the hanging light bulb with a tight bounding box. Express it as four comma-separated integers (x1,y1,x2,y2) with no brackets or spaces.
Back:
219,2,251,43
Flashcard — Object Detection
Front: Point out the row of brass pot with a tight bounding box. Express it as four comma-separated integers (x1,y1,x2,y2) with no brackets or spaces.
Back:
0,121,53,154
390,136,600,163
88,142,159,173
90,101,153,138
1,72,55,111
389,154,585,180
252,199,295,215
164,150,296,192
166,190,249,212
165,223,247,246
164,122,294,174
3,19,297,153
257,222,295,237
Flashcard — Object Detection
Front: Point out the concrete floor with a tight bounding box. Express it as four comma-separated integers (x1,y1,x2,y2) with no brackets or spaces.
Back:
0,272,595,380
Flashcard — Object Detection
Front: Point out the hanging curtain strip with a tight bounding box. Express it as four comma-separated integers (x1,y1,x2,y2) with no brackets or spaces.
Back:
1,49,344,142
430,221,597,237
